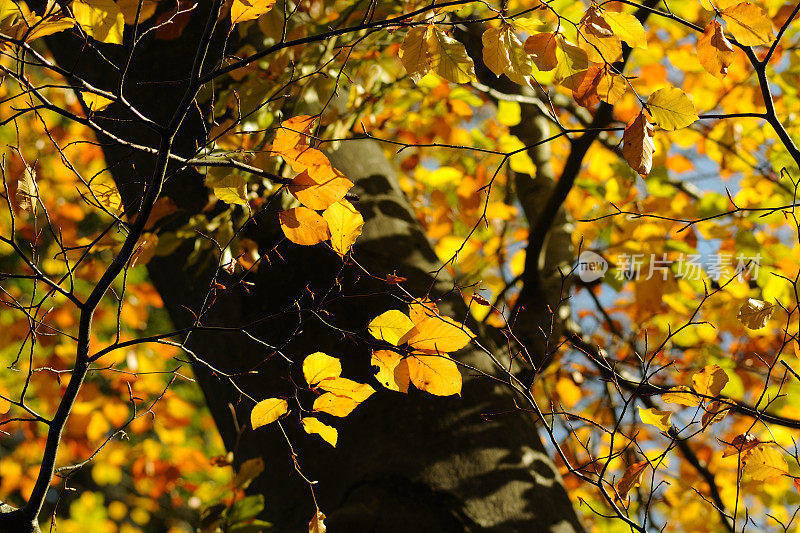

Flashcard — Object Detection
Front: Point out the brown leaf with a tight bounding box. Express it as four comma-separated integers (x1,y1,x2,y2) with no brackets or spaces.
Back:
721,433,759,457
309,510,326,533
617,461,648,500
622,111,655,177
524,32,558,71
701,400,730,429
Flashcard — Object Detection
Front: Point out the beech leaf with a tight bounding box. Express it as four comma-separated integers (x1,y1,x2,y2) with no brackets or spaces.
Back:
622,111,655,177
737,298,774,329
250,398,288,429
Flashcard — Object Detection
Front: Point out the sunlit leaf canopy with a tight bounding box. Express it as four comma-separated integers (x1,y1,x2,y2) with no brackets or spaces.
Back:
0,0,798,530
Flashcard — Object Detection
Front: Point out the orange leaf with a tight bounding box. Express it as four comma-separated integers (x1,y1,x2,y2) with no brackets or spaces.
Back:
0,384,10,415
288,169,353,211
273,115,316,153
692,365,729,397
279,207,330,246
524,32,558,71
698,20,736,78
661,386,700,407
721,433,759,457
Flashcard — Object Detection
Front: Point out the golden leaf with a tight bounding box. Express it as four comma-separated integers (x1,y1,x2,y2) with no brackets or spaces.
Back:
368,310,415,346
322,200,363,256
231,0,277,24
279,207,330,246
737,298,774,329
302,352,342,387
743,446,788,481
646,87,699,131
406,354,462,396
250,398,288,429
638,406,672,431
616,461,648,500
698,20,736,78
301,417,338,447
692,365,729,397
722,2,775,46
371,350,410,393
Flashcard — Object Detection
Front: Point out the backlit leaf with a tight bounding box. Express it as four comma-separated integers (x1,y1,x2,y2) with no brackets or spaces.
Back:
646,87,698,130
638,406,672,431
316,377,375,404
701,400,730,428
617,461,648,500
289,169,353,211
371,350,410,393
722,2,775,46
401,314,473,353
322,200,363,256
406,354,462,396
698,20,736,78
737,298,774,329
231,0,277,24
211,174,248,205
313,392,361,417
0,384,10,415
692,365,729,397
301,417,338,447
400,26,433,83
72,0,125,44
279,207,330,246
602,10,646,48
273,115,316,154
743,446,788,481
662,386,701,406
368,310,415,346
430,27,476,84
622,111,655,177
303,352,342,386
234,457,264,489
721,433,759,457
524,32,558,71
16,166,37,215
250,398,288,429
482,24,531,85
309,511,326,533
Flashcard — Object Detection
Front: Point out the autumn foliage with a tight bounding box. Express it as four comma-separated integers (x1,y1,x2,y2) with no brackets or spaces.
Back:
0,0,800,532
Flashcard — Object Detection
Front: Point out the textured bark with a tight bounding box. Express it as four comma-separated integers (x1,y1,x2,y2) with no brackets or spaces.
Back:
30,10,585,532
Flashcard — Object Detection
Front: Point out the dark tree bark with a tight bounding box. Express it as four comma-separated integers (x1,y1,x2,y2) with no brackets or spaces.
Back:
30,7,585,532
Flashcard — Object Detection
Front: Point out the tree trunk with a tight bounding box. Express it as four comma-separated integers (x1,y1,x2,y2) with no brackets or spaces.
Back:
33,11,585,532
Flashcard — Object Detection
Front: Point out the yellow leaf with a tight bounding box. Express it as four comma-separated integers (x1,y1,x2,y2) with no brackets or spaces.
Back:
429,26,476,84
24,17,75,42
737,298,774,329
662,386,701,406
322,200,363,256
72,0,124,44
692,365,729,397
646,87,698,131
400,26,433,84
481,24,531,86
743,446,788,481
371,350,410,393
602,10,647,48
622,111,655,177
313,392,361,417
210,174,248,205
301,417,338,447
722,2,775,46
616,461,648,500
596,68,627,105
0,384,10,415
250,398,288,429
555,376,582,408
554,38,588,81
698,20,736,78
82,91,114,112
638,405,672,431
406,354,462,396
231,0,277,24
316,377,375,403
279,207,330,246
368,310,415,346
524,32,558,72
401,314,473,353
302,352,342,387
289,169,353,211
